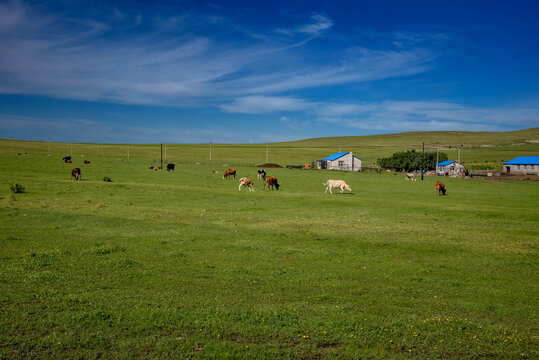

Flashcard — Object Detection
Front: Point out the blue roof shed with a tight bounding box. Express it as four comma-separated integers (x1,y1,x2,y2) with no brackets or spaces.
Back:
319,152,349,161
437,160,463,166
503,156,539,165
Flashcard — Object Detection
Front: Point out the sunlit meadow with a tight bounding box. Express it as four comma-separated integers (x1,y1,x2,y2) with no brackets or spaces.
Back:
1,137,537,359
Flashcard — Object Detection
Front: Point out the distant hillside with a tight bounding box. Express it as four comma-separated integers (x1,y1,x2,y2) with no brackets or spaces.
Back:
275,127,539,148
1,128,538,165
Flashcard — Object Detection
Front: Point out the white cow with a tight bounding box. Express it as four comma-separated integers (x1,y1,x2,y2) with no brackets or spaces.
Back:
405,173,417,181
323,179,352,194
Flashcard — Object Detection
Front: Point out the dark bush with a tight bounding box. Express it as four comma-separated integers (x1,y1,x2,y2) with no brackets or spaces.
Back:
377,150,448,172
9,184,25,193
103,176,112,182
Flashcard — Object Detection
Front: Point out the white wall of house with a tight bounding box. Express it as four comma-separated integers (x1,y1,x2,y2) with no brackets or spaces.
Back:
437,162,465,176
503,164,539,175
326,153,362,171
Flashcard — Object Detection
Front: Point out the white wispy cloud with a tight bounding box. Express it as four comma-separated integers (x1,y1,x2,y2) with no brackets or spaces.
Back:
221,96,311,114
221,95,539,132
0,1,435,106
315,100,539,131
0,113,285,143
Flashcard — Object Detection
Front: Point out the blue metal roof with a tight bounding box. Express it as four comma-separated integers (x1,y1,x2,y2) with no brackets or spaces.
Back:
437,160,456,166
503,156,539,165
321,152,349,161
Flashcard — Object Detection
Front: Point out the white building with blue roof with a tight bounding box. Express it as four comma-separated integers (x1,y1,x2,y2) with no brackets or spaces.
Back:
503,156,539,175
317,152,362,171
436,160,465,176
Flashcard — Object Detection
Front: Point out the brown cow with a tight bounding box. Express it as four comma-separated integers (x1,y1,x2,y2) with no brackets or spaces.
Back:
435,181,446,195
238,177,254,191
223,168,236,179
84,160,91,164
65,159,72,163
264,176,280,190
71,168,81,180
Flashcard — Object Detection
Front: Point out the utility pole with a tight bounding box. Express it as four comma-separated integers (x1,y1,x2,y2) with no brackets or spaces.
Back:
127,144,130,160
458,147,461,163
209,143,212,162
421,142,425,181
436,145,439,175
266,144,269,163
97,143,99,157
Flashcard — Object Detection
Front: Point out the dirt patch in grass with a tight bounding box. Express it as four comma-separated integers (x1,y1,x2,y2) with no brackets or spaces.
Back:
256,163,283,168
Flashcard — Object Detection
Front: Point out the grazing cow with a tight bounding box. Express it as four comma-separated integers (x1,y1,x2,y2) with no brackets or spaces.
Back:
167,163,175,172
63,156,71,161
149,165,154,169
223,168,236,179
405,173,416,181
238,177,255,191
264,176,280,190
84,160,91,164
65,159,72,163
435,181,446,195
154,166,161,171
323,179,352,194
257,169,267,180
71,167,81,180
211,170,218,174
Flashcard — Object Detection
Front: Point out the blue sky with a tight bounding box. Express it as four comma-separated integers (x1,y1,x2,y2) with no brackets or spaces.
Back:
0,0,538,143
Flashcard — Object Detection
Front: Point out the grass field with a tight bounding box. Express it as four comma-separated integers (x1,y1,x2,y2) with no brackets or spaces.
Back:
1,133,538,359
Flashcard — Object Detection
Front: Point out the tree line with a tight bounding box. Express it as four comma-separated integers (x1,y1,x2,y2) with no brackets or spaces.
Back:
377,150,448,172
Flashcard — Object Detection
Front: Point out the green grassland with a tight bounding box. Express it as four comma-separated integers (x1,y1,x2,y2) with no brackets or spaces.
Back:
0,131,538,359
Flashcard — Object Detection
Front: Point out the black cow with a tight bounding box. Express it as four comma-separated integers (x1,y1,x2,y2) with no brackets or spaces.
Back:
257,169,266,180
63,156,71,161
167,163,175,172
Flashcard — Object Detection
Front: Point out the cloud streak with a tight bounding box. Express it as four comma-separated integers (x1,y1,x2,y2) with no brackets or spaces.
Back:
0,1,436,107
222,95,539,133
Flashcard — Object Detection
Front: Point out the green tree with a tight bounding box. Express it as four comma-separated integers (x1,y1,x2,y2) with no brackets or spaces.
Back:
377,150,447,171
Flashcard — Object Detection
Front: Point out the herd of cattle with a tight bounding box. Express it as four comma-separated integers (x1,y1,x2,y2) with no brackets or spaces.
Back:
222,168,280,191
64,157,447,195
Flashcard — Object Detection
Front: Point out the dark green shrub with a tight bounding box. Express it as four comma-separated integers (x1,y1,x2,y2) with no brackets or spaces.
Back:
103,176,112,182
377,150,448,172
9,184,25,193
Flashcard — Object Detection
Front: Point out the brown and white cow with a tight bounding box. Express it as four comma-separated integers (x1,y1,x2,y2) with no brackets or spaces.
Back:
71,167,81,180
238,177,254,191
435,181,446,195
324,179,352,194
263,176,280,190
223,168,236,179
405,173,416,181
